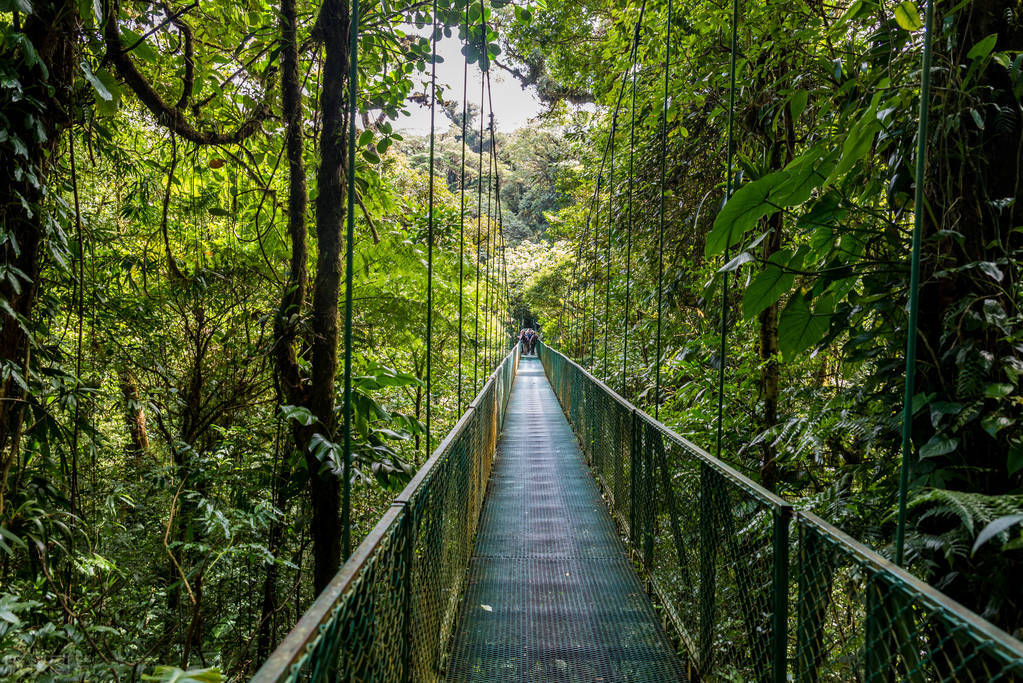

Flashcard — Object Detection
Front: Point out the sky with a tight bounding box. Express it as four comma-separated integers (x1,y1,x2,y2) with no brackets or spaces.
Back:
390,35,546,134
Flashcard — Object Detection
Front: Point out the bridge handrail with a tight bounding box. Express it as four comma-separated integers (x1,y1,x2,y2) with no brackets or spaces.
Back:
253,346,520,682
538,342,1023,681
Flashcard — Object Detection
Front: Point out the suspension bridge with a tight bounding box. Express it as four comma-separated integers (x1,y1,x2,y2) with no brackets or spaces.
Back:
240,0,1023,672
251,344,1023,681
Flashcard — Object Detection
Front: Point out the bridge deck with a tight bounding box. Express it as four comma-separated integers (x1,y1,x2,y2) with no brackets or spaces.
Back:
448,357,686,682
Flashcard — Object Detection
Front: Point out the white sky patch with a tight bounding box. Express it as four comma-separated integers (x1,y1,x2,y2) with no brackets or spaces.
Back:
389,35,545,134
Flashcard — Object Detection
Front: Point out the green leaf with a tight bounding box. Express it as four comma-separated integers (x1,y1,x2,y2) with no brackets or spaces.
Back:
93,68,122,116
828,99,880,184
120,29,159,62
309,434,343,476
967,33,998,60
981,413,1013,437
984,383,1014,399
718,250,754,273
969,108,985,130
893,0,922,31
778,292,833,360
80,61,113,100
279,405,318,426
789,89,808,122
978,261,1003,281
0,526,27,552
357,130,374,147
971,515,1023,554
373,428,410,441
0,0,32,13
919,434,958,458
208,208,231,217
771,147,837,207
1008,442,1023,475
705,171,786,256
743,250,797,319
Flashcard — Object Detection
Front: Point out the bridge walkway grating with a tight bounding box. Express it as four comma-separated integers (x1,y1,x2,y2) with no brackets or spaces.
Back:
447,356,687,682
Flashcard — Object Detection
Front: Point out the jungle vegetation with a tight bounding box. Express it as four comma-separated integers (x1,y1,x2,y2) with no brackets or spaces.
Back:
0,0,1021,676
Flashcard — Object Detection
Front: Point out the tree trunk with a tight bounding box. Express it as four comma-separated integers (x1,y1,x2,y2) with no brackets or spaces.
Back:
305,0,352,593
0,0,79,515
119,369,149,469
755,72,794,493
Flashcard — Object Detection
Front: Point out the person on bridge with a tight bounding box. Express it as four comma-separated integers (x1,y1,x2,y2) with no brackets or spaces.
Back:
518,328,538,356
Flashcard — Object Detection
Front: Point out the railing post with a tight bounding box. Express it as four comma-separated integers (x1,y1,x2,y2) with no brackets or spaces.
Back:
642,418,655,574
629,408,639,542
698,462,717,674
773,503,792,683
865,572,883,683
396,501,413,683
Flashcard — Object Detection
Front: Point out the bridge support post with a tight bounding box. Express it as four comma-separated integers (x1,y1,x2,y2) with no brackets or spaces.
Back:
642,418,655,574
398,503,413,682
629,409,639,543
698,462,717,675
772,504,792,683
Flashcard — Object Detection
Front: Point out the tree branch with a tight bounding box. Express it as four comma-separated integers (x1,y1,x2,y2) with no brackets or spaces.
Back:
104,0,269,145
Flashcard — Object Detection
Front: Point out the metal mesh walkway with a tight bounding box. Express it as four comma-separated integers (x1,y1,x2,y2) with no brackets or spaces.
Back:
447,356,687,682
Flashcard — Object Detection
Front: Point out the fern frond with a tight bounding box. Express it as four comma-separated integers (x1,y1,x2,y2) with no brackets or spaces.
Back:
909,488,1023,535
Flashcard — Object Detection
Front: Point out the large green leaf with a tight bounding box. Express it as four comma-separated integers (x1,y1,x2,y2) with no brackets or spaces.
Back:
827,99,881,185
743,250,797,319
893,0,922,31
80,61,113,100
772,147,838,207
967,33,998,60
705,171,786,256
779,292,834,360
919,434,959,459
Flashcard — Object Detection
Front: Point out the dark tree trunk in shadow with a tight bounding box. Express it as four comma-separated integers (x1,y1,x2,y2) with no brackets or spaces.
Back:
0,0,79,516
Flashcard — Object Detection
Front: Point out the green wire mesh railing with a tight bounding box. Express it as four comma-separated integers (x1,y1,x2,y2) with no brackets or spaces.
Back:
253,347,519,682
538,343,1023,682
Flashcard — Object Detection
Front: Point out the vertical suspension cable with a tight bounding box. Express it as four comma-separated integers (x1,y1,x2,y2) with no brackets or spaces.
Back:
716,0,739,460
600,63,632,379
484,115,494,370
424,0,439,455
474,21,485,394
895,0,935,568
499,200,509,351
622,6,645,399
654,0,672,419
491,133,500,364
581,221,589,359
604,118,616,381
483,88,508,359
591,178,600,366
69,134,83,570
341,0,360,559
457,2,469,413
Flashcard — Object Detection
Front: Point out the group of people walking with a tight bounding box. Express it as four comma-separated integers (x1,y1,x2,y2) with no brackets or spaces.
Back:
517,328,539,356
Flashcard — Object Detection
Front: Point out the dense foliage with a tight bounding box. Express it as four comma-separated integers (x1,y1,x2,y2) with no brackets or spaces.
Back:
0,0,1021,676
0,0,518,677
